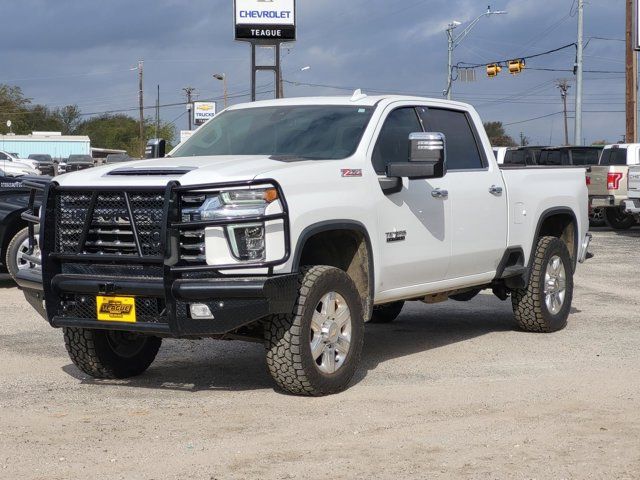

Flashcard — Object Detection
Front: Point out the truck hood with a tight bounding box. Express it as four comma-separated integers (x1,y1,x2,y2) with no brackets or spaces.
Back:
55,155,316,188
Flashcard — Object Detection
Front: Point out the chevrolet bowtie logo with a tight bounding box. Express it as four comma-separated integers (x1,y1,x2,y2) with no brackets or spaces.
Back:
197,105,214,111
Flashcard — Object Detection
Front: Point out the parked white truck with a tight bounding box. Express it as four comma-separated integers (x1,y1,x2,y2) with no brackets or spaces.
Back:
16,94,591,396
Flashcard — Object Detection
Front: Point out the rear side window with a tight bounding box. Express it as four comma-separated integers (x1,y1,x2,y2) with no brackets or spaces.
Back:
539,150,568,166
504,149,525,165
571,149,601,166
599,148,628,166
372,107,423,174
419,108,485,170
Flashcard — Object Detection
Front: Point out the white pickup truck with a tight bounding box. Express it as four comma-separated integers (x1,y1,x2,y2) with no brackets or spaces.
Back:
16,94,591,396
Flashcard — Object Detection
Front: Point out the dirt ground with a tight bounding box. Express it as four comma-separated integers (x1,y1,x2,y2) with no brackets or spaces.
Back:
1,228,639,480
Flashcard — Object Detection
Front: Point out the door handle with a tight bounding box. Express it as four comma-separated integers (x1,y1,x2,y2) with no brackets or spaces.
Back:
431,188,449,199
489,185,503,196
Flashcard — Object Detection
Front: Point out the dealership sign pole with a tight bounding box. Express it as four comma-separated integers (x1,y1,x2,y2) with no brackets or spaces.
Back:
234,0,296,101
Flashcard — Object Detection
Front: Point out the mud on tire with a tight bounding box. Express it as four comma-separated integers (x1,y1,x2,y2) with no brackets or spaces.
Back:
511,236,573,333
263,266,365,396
63,327,161,379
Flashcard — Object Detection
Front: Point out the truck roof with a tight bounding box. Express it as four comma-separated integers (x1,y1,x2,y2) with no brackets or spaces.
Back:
226,94,474,110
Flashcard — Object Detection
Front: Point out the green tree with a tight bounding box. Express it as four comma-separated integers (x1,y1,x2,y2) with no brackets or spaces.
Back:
483,121,517,147
77,114,176,157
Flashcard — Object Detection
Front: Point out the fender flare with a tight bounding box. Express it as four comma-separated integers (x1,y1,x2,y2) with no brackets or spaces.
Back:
292,220,375,316
530,207,579,271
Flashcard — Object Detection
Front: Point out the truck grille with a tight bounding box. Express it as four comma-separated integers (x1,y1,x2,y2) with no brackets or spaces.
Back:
179,194,206,263
55,191,165,257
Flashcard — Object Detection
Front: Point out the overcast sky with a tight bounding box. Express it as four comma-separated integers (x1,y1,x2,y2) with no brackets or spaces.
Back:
0,0,629,145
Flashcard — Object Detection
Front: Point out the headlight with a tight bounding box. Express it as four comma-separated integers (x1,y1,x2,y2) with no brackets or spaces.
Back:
181,187,279,262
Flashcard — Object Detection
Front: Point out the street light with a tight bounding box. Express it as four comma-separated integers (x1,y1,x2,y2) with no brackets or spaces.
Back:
213,73,228,109
444,6,507,100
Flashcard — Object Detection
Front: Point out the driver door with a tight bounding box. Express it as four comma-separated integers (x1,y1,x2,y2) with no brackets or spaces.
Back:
372,105,451,296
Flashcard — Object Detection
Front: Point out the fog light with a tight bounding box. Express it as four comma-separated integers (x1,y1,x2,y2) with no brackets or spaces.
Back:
190,304,214,319
227,223,265,261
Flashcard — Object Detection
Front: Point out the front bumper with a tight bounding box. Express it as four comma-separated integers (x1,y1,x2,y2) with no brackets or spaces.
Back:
16,178,295,338
16,269,298,337
622,198,640,214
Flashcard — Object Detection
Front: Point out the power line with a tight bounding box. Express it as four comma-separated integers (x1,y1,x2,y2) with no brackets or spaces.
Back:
457,42,577,69
503,111,564,126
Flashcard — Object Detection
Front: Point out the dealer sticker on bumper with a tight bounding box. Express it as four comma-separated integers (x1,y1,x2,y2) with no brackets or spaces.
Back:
96,296,136,323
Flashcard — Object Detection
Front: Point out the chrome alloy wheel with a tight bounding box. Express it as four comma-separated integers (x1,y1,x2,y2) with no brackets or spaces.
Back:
309,292,352,374
544,255,567,315
17,235,39,271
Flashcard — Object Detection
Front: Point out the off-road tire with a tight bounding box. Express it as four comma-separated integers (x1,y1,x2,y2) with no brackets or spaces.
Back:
6,226,39,281
511,236,573,333
369,301,405,323
264,266,365,396
604,207,636,230
63,327,161,379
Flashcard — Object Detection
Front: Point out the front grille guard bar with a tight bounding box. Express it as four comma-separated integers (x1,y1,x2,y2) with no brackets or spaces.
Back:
21,178,292,275
21,178,291,336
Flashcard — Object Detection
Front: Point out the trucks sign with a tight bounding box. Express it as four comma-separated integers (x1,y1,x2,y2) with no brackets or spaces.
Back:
235,0,296,41
193,102,217,126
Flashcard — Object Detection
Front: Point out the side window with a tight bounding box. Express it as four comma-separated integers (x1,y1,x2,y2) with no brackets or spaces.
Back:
419,108,484,170
372,107,422,174
504,150,525,165
0,153,8,160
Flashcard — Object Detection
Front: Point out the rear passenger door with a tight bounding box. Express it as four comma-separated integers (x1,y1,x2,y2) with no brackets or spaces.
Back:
419,107,508,279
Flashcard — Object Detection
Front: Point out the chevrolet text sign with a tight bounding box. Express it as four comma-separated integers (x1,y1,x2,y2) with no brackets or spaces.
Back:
235,0,296,41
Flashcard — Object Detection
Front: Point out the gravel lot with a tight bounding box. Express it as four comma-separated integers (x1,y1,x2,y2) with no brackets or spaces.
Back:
1,229,639,479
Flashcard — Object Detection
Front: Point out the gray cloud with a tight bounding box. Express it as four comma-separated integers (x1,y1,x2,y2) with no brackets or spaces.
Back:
0,0,629,144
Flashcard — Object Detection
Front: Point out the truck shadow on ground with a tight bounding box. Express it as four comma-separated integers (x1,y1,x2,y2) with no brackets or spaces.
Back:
0,274,17,289
63,294,516,393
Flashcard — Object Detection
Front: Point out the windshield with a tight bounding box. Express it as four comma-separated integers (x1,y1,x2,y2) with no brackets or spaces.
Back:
172,105,375,160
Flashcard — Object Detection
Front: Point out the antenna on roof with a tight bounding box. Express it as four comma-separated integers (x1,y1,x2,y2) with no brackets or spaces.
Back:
350,89,367,102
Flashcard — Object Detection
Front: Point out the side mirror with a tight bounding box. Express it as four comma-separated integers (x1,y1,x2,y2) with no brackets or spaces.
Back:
386,132,447,180
145,138,166,159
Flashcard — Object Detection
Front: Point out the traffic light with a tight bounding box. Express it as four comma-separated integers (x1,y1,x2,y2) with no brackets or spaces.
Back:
486,64,502,78
508,59,526,75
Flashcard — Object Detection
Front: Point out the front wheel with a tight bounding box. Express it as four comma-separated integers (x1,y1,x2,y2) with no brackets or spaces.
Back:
6,226,40,281
264,266,364,396
63,327,161,379
604,207,636,230
511,236,573,333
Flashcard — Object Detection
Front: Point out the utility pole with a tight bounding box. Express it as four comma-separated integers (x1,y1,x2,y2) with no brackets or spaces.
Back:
138,60,145,158
626,0,638,143
557,80,571,145
183,87,196,131
213,74,228,109
155,85,160,139
574,0,584,145
445,6,508,100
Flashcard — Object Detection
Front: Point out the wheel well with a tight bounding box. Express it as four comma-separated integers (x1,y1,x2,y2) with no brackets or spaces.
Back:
0,215,27,267
537,212,577,266
297,228,372,319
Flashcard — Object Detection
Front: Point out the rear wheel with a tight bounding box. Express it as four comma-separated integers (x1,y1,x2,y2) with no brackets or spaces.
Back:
588,207,606,228
511,236,573,333
604,207,636,230
264,266,364,396
63,327,161,379
369,301,405,323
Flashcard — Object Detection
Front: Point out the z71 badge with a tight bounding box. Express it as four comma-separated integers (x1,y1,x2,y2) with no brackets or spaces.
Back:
341,169,362,177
